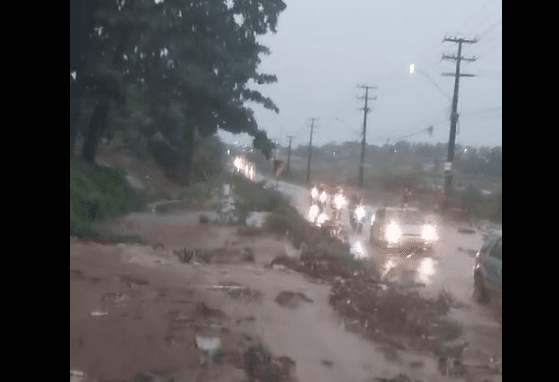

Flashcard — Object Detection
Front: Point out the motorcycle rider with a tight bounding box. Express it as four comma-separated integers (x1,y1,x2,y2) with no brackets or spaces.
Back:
349,193,359,230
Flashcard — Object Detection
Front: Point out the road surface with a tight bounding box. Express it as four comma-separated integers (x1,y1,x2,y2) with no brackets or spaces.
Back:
250,171,502,370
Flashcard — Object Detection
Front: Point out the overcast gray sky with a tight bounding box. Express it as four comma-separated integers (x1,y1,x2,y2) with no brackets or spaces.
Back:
218,0,502,149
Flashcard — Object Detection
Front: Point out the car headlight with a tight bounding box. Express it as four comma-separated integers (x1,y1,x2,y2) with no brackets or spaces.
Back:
422,225,438,241
386,223,402,243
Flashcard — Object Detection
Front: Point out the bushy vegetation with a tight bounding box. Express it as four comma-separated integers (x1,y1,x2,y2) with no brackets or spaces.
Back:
70,154,142,239
461,186,502,222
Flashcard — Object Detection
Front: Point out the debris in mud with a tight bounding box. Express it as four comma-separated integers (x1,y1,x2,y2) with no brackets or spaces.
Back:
457,228,476,235
227,287,263,302
299,249,354,281
70,269,83,279
195,335,222,354
152,242,165,250
374,373,415,382
238,226,264,236
70,369,86,382
243,345,297,382
436,341,469,377
274,291,313,309
244,346,263,382
101,292,129,306
271,255,300,269
409,360,425,369
327,272,468,354
377,344,401,362
207,282,263,302
242,247,255,262
120,274,150,287
236,316,257,324
90,309,108,317
173,248,209,264
197,302,226,318
321,359,333,367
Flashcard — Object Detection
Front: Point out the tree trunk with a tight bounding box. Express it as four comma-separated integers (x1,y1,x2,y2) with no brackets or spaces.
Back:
70,98,81,155
82,100,109,165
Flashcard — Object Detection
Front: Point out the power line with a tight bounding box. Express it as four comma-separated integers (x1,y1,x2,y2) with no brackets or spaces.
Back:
455,0,496,34
475,37,503,59
465,4,502,37
477,18,502,40
474,32,502,56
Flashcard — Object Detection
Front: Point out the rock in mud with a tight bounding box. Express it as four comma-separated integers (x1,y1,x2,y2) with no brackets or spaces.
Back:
197,302,226,318
271,255,299,270
243,347,262,382
242,247,255,262
274,291,313,309
227,287,263,302
374,373,413,382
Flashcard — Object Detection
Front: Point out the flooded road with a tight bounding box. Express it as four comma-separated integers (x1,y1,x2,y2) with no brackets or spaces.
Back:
251,172,502,371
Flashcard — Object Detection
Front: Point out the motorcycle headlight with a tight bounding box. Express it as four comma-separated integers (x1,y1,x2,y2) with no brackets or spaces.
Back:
386,223,402,244
311,188,318,199
355,206,365,221
422,225,438,241
308,205,320,221
317,212,329,226
334,194,346,210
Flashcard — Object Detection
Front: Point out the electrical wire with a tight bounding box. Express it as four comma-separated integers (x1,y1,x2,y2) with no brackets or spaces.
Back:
464,3,502,38
477,19,502,41
455,0,496,34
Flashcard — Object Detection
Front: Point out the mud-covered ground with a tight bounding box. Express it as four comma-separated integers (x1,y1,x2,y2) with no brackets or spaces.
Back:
71,204,501,382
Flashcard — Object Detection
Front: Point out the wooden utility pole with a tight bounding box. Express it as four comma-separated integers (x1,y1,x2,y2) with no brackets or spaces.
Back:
286,135,294,175
357,85,377,188
441,36,477,203
306,118,318,184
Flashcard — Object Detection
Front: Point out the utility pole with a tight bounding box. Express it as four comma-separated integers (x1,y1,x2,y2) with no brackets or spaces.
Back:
357,85,377,188
286,135,294,175
306,118,318,184
441,35,477,205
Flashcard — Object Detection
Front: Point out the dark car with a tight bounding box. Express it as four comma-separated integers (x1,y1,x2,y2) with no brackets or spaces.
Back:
370,207,438,254
473,231,502,304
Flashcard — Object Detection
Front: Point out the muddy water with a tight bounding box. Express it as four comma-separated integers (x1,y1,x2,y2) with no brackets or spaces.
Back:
176,262,444,382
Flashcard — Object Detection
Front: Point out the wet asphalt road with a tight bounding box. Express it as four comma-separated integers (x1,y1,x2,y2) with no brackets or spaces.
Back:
252,172,489,304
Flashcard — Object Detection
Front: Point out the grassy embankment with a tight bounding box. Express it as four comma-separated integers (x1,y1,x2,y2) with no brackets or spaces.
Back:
70,154,144,242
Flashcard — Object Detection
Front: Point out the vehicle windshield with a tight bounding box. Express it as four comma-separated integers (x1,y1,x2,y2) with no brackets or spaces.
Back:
388,210,425,225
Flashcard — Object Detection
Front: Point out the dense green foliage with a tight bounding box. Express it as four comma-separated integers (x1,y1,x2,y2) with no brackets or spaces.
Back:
71,0,285,182
70,154,142,238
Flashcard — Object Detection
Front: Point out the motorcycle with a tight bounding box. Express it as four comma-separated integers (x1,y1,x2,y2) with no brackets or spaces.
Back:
353,205,366,234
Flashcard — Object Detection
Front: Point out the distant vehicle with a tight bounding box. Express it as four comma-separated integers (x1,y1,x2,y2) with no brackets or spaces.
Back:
473,231,502,304
370,207,438,254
